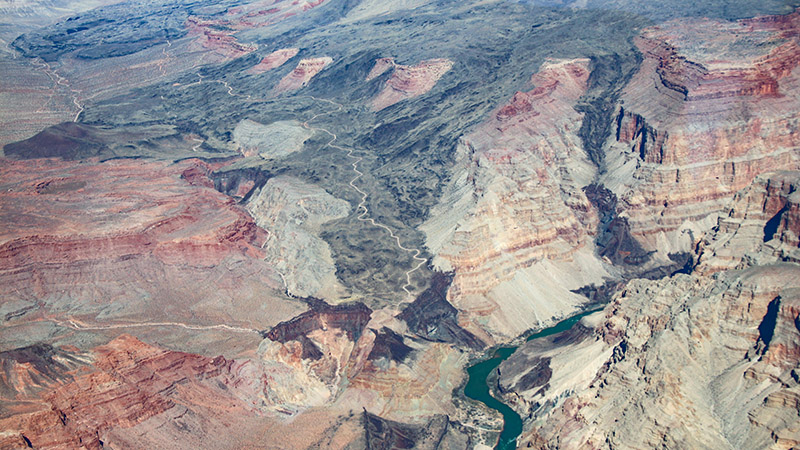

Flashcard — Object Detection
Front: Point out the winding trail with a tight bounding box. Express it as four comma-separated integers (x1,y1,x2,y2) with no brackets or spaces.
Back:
176,72,427,299
31,58,84,122
45,316,261,335
298,96,428,300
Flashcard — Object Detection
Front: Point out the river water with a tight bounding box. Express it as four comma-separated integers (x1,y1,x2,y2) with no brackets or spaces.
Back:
464,309,600,449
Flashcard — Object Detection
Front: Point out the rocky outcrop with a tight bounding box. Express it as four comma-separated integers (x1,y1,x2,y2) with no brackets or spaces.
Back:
186,16,257,59
256,299,373,411
397,272,484,350
602,12,800,259
247,48,299,74
697,171,800,273
499,171,800,449
274,57,333,93
370,58,453,110
0,335,260,450
232,119,312,159
0,344,90,401
421,59,614,341
266,299,372,346
246,176,351,300
502,265,800,450
362,411,466,450
0,157,300,335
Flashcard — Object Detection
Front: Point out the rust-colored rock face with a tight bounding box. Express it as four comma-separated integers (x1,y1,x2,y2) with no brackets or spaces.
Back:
0,157,301,335
247,48,299,74
274,57,334,93
371,58,453,110
0,335,256,450
606,12,800,255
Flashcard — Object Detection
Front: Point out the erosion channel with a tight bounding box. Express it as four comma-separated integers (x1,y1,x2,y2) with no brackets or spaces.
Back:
465,308,601,449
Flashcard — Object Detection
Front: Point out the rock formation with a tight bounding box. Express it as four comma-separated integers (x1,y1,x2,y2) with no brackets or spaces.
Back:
3,1,799,448
499,171,800,449
370,58,454,110
421,59,613,341
246,176,351,300
247,48,299,74
695,171,800,274
0,157,303,346
186,16,257,59
274,57,333,93
601,12,800,260
232,119,312,158
0,335,258,449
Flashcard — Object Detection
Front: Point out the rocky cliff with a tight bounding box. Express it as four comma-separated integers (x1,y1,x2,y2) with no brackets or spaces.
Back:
370,58,454,111
421,59,614,341
602,12,800,261
499,171,800,449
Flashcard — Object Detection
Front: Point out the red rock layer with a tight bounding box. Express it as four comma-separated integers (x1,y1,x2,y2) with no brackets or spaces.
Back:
434,60,594,289
185,0,329,59
274,57,333,93
0,335,258,449
0,157,292,330
371,58,453,110
247,48,299,74
365,57,396,81
185,17,257,59
609,12,800,250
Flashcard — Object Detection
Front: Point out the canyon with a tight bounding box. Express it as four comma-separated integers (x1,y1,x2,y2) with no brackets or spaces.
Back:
0,0,799,448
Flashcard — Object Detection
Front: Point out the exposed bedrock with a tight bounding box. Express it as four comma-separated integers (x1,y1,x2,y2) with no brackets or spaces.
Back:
421,58,616,342
246,175,351,300
246,47,299,74
232,119,313,159
602,12,800,260
369,57,454,111
0,157,302,348
397,272,484,350
362,410,469,450
697,171,800,273
274,57,334,93
499,171,800,449
0,335,258,449
258,299,373,410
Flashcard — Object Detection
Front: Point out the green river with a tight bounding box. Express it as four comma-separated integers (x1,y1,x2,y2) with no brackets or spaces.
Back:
464,309,600,449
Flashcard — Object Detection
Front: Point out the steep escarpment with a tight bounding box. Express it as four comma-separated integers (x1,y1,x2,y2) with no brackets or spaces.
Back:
602,12,800,260
499,171,800,449
0,157,303,349
421,59,615,341
697,171,800,273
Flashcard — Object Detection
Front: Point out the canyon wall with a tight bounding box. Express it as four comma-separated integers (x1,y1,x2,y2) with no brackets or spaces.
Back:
500,171,800,449
422,59,614,341
602,12,800,260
